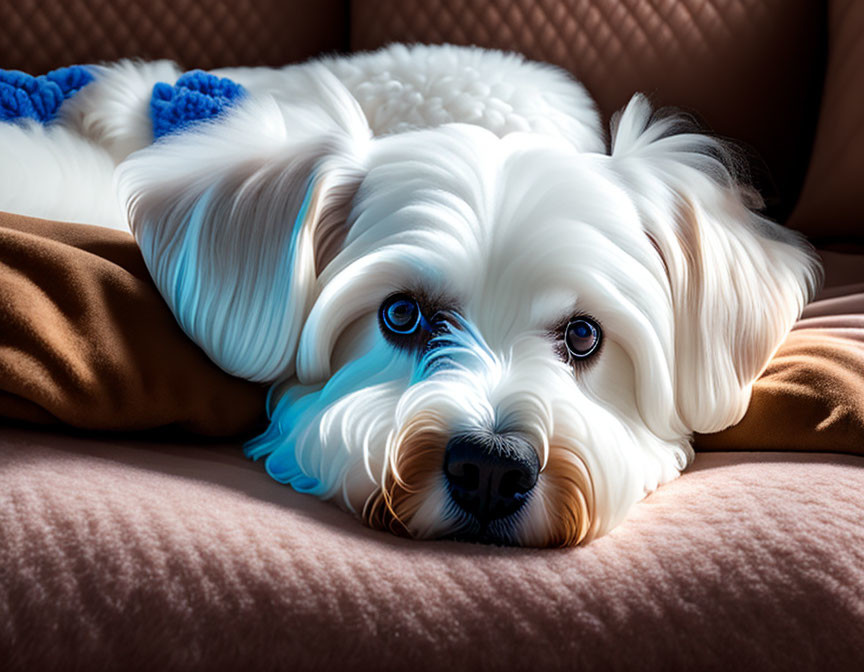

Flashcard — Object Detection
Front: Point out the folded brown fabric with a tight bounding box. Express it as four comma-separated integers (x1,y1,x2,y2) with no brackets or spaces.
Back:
0,211,267,436
1,210,863,453
694,292,864,453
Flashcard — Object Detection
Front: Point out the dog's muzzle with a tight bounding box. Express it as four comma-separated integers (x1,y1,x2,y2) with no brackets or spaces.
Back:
443,431,539,523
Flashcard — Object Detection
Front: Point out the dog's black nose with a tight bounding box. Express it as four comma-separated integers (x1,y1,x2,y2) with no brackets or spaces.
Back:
444,432,540,521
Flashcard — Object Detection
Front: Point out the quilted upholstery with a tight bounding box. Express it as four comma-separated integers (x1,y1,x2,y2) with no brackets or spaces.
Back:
351,0,826,219
788,0,864,244
2,430,864,671
0,0,347,72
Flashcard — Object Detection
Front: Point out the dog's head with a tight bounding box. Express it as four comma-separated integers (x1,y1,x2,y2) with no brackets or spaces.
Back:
119,71,819,547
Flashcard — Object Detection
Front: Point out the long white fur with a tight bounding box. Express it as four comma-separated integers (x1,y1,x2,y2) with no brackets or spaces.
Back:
0,44,821,545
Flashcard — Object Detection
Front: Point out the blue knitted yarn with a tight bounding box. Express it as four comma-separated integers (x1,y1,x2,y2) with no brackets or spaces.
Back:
150,70,246,139
0,65,93,123
45,65,95,99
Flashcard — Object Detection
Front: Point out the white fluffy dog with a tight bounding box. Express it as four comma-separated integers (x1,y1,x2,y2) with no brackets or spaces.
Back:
0,45,820,546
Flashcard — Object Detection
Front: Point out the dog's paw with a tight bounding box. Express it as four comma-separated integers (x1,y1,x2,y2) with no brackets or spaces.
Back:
0,66,93,123
149,70,246,140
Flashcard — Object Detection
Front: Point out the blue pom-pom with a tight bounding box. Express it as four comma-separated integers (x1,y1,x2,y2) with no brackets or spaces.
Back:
0,65,93,124
44,65,94,99
0,70,63,122
150,70,246,139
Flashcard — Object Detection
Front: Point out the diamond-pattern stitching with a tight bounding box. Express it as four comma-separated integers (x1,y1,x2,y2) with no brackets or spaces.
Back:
0,0,829,219
350,0,826,219
352,0,774,97
0,0,348,72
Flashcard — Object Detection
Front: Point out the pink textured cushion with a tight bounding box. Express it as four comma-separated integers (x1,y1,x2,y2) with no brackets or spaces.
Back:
1,428,862,669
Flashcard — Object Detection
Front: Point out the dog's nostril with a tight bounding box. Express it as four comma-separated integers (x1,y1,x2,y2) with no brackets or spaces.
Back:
499,469,530,498
443,432,540,521
446,461,480,491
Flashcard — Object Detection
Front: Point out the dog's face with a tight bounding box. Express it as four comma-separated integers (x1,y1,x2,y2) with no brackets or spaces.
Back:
120,88,819,547
262,125,695,547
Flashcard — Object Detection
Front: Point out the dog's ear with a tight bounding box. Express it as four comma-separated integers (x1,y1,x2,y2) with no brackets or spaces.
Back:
610,95,821,433
118,68,370,383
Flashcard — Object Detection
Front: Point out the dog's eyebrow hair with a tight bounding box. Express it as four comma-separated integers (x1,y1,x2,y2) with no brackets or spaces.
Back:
546,303,594,334
400,286,460,319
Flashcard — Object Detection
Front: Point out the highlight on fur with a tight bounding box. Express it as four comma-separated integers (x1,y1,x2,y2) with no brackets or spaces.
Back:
118,68,372,382
609,95,822,432
0,44,822,547
363,411,451,538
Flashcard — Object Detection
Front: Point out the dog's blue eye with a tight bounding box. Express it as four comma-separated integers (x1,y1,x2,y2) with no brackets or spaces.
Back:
564,318,601,359
381,295,422,335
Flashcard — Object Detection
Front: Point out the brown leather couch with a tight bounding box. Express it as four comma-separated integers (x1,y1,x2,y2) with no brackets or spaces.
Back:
5,0,861,241
2,1,863,669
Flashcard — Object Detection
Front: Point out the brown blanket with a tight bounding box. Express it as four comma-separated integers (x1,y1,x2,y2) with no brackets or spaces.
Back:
1,210,863,452
694,298,864,453
0,212,267,436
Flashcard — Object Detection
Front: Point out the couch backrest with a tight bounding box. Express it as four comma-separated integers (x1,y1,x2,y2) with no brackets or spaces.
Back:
787,0,864,246
351,0,827,222
0,0,348,73
0,0,838,229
